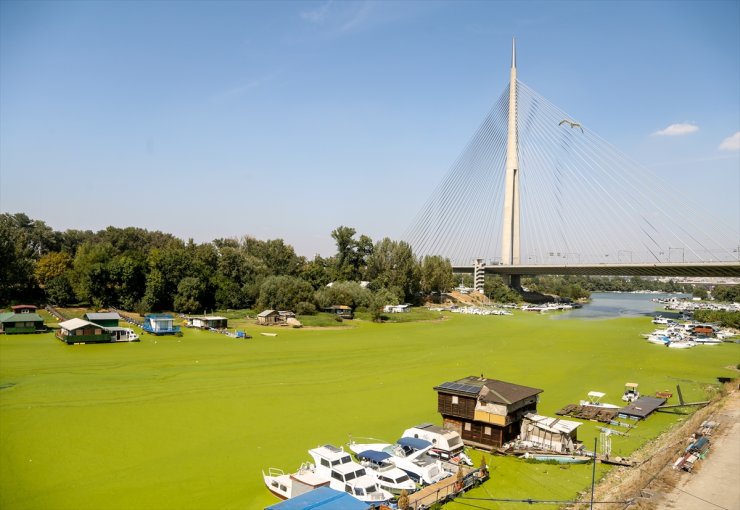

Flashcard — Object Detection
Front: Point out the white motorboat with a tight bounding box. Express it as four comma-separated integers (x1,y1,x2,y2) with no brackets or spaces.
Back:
579,391,620,409
621,383,640,403
354,450,417,495
348,437,451,485
308,444,392,503
402,423,473,466
262,463,329,500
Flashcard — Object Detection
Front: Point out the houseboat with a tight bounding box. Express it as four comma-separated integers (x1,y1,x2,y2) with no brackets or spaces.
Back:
308,444,391,503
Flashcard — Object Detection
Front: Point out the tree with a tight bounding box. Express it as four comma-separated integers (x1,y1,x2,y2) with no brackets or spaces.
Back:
419,255,455,295
314,281,372,310
34,252,73,287
330,226,372,281
365,238,418,302
257,275,314,311
174,277,206,314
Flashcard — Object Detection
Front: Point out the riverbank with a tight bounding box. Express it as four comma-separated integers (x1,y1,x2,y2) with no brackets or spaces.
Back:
571,381,739,510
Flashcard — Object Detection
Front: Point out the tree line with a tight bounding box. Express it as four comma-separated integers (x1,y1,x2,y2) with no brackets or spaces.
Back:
1,213,457,315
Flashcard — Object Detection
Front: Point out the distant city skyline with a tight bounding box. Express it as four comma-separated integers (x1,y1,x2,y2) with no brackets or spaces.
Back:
1,0,738,257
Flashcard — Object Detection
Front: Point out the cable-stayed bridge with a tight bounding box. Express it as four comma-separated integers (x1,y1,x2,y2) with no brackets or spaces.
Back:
403,41,740,286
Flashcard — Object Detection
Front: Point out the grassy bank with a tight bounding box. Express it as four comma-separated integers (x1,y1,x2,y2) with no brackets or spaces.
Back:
1,311,737,509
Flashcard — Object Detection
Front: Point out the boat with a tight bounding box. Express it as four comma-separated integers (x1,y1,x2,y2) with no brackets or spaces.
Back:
579,391,620,409
262,462,329,500
521,452,592,464
348,437,451,485
621,383,640,403
354,450,417,495
402,423,473,466
667,339,696,349
308,444,392,503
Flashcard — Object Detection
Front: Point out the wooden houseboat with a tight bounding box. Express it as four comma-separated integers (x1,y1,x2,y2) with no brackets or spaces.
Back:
56,318,111,344
142,314,180,335
82,312,121,329
0,310,45,334
434,376,543,450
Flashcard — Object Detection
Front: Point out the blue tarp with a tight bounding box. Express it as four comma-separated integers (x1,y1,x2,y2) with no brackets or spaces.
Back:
357,450,391,463
264,487,369,510
396,437,431,450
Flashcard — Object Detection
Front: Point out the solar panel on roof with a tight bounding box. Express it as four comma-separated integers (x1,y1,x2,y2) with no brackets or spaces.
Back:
436,381,481,395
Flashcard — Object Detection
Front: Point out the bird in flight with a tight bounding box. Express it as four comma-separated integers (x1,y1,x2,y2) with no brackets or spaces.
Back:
559,119,584,133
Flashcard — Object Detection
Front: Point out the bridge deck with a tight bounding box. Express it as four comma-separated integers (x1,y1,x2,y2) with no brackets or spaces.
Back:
452,262,740,278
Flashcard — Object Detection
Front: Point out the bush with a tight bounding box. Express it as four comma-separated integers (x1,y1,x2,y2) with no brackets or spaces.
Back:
295,301,316,315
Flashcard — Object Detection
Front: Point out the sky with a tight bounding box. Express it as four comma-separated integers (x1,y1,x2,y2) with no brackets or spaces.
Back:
1,0,738,258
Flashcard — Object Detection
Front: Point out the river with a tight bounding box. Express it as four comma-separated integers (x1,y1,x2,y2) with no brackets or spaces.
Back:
553,291,691,320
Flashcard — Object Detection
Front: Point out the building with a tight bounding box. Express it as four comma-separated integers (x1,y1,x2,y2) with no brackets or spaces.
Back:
0,311,45,334
434,375,543,450
519,413,582,453
324,305,353,319
187,316,228,329
257,310,280,325
142,314,180,335
82,312,121,329
56,318,111,344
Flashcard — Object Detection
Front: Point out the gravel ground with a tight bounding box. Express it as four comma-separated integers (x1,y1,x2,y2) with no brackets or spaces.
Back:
658,389,740,510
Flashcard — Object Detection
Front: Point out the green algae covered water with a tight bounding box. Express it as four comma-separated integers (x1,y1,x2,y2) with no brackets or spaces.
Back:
1,313,738,510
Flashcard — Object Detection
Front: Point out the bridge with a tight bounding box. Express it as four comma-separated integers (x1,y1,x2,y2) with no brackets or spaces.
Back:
405,39,740,287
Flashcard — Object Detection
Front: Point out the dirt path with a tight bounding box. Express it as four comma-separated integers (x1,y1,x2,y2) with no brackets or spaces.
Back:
658,390,740,510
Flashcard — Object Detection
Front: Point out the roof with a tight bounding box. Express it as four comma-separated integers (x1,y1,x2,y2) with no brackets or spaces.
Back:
264,486,369,510
258,310,277,317
145,314,173,320
434,376,543,405
523,413,581,434
356,450,392,463
0,312,44,323
618,396,667,419
11,304,37,310
83,312,121,321
396,437,431,450
59,318,102,331
191,316,227,320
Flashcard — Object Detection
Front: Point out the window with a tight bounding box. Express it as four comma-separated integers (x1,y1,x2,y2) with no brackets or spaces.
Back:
332,471,343,481
484,426,492,435
464,422,471,431
321,459,330,468
452,395,459,405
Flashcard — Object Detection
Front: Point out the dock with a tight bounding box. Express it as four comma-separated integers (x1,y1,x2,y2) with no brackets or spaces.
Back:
406,466,487,510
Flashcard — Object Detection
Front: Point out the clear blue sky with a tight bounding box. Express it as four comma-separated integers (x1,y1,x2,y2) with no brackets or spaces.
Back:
1,0,738,257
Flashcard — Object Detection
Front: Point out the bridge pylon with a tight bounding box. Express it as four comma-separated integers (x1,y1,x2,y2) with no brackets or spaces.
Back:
474,259,486,294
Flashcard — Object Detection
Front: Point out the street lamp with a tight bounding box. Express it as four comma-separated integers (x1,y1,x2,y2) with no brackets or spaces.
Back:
669,247,685,263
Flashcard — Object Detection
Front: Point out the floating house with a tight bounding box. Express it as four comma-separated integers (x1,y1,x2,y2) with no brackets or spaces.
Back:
187,316,228,329
82,312,121,329
434,375,544,450
56,318,111,344
142,314,180,335
519,413,582,453
0,311,45,334
324,305,353,319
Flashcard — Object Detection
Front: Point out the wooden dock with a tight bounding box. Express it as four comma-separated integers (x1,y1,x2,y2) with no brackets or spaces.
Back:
406,467,486,510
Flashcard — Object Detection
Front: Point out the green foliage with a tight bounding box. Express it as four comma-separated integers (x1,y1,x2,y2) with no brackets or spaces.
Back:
330,226,373,281
419,255,455,295
314,281,372,310
693,287,709,300
485,275,521,303
295,301,316,315
365,237,419,302
712,285,740,302
34,252,73,287
174,277,206,314
257,275,314,311
693,309,740,329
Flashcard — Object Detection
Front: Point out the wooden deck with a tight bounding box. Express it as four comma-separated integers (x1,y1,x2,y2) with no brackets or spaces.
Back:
407,467,484,510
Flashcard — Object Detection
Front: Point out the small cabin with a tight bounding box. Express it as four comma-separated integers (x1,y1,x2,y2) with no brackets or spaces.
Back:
324,305,353,319
519,413,582,453
187,316,228,329
142,314,180,335
56,318,110,344
434,375,543,450
0,311,45,334
257,310,280,325
82,312,121,329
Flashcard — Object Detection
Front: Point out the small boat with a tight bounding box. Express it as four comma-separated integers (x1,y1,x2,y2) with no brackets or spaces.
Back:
348,437,451,485
260,332,278,337
262,463,329,500
402,423,473,466
522,452,592,464
354,450,417,495
308,444,392,503
621,383,640,403
579,391,620,409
